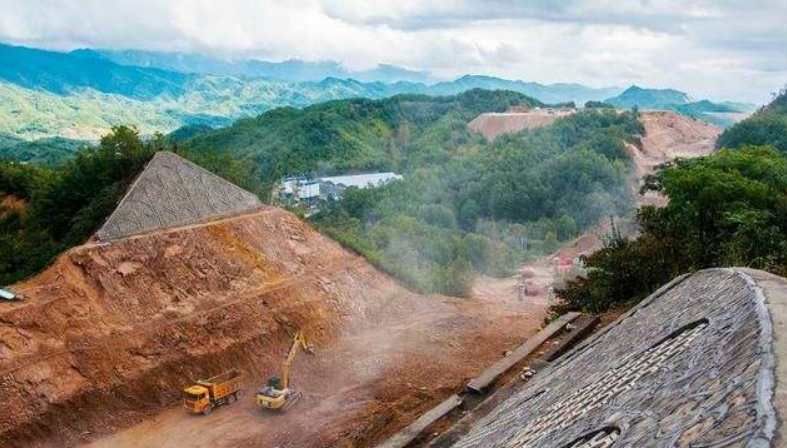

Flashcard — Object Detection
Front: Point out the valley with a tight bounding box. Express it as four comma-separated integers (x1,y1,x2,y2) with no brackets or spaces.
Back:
0,14,785,446
0,102,723,447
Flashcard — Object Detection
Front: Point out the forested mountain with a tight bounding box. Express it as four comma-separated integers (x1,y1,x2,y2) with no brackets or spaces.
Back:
716,88,787,153
0,43,748,145
309,97,641,295
180,89,548,181
427,75,621,104
605,85,692,109
0,136,87,165
558,87,787,314
178,89,641,294
605,85,755,126
0,43,190,99
0,89,642,295
73,48,433,83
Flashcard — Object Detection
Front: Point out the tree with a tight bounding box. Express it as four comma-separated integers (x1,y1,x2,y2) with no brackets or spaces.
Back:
555,145,787,313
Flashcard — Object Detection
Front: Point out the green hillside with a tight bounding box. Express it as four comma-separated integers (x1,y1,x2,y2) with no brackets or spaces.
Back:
1,89,643,296
181,89,641,295
605,85,691,109
182,89,545,186
0,43,190,99
311,102,641,295
557,88,787,314
0,136,87,165
716,88,787,152
605,85,754,126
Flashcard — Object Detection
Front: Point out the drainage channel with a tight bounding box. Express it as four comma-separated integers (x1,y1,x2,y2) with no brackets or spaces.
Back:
376,312,601,448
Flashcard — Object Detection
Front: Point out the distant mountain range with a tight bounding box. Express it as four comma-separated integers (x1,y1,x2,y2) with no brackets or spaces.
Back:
71,48,434,84
604,86,756,126
0,44,190,99
0,42,758,145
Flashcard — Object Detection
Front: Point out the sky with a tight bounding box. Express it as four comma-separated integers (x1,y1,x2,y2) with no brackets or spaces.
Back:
0,0,785,102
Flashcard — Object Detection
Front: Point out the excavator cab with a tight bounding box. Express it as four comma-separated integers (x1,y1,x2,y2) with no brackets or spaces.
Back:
256,331,313,412
266,375,283,389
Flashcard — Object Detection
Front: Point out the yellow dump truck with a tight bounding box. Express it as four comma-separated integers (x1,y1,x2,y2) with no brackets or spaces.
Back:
183,369,245,415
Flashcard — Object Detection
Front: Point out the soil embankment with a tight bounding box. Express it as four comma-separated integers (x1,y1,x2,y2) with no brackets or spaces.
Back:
0,207,547,448
468,108,575,141
627,111,720,205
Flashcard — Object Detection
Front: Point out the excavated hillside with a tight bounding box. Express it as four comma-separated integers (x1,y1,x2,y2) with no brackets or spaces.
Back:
627,111,720,205
0,207,546,447
467,108,575,140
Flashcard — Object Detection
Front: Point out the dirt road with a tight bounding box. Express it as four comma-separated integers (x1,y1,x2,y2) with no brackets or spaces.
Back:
86,276,547,448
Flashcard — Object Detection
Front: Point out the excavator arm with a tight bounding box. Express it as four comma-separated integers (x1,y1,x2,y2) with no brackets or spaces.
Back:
280,330,312,389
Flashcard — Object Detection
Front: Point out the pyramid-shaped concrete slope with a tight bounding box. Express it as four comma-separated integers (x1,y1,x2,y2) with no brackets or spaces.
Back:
96,151,262,240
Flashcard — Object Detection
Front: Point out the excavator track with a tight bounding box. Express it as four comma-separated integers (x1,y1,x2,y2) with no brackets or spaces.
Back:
281,392,303,412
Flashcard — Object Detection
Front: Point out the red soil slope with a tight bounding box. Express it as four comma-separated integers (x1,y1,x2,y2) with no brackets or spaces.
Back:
468,108,575,141
626,111,720,205
0,207,546,447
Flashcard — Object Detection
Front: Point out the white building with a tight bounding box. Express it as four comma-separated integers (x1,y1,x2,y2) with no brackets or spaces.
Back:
319,172,403,200
278,172,402,203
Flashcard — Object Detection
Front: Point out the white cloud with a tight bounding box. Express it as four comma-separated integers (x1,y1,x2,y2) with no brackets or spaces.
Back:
0,0,784,102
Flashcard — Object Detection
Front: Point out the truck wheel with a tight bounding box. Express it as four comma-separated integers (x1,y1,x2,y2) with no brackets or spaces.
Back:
228,394,236,404
202,405,213,415
236,390,244,398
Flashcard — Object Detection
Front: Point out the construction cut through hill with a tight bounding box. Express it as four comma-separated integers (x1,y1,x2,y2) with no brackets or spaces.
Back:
0,205,549,448
0,109,723,447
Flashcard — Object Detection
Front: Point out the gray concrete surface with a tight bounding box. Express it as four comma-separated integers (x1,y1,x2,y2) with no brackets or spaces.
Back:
96,152,262,240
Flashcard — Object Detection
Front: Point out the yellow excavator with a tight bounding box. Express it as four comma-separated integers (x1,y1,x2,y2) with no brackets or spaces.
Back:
256,330,313,411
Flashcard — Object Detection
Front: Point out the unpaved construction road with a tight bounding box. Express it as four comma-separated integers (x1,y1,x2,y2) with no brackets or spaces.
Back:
88,286,547,448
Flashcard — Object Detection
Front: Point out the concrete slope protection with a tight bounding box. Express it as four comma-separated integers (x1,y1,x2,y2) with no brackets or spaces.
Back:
450,268,787,447
0,207,548,447
96,151,262,241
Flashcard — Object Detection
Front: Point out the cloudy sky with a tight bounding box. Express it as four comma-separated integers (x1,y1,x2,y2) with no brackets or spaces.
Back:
0,0,785,102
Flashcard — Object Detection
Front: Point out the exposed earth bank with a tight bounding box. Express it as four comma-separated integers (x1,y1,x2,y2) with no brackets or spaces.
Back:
0,207,547,448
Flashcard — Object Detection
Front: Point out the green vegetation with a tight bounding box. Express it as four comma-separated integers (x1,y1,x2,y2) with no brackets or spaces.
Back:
557,89,787,313
584,101,615,109
0,135,87,165
716,88,787,153
308,101,641,296
604,85,755,127
0,126,258,285
183,89,546,194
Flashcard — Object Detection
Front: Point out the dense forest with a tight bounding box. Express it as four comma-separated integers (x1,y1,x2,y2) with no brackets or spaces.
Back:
716,88,787,153
181,89,543,188
312,108,641,295
557,88,787,313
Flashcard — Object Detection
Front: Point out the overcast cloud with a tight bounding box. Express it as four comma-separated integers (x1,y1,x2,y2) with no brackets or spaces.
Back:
0,0,785,102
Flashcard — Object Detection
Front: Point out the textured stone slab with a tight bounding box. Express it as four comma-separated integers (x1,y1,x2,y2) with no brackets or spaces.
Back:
466,312,580,394
452,268,785,447
96,152,262,240
377,395,463,448
540,316,599,363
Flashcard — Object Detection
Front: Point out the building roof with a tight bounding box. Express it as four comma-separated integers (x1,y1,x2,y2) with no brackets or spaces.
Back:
96,152,262,241
0,288,15,300
319,172,402,189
